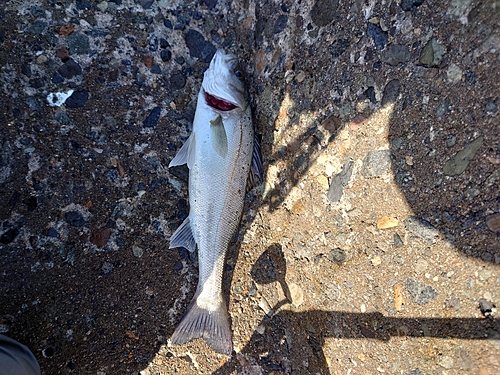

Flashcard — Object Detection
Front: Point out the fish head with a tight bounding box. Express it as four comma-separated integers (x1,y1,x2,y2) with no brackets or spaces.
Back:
202,49,247,112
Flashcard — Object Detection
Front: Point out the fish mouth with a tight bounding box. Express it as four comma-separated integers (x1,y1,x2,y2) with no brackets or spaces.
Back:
204,91,237,111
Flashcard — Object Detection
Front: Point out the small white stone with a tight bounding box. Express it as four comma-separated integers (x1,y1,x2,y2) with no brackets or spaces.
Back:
360,304,366,313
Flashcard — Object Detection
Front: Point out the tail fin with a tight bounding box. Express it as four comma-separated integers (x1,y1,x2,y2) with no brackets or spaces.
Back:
171,290,232,355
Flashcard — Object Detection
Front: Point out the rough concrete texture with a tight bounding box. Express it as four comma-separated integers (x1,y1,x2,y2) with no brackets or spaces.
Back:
0,0,499,374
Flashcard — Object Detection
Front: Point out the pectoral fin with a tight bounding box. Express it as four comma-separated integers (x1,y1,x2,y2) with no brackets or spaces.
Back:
248,135,264,189
210,115,228,158
169,133,195,169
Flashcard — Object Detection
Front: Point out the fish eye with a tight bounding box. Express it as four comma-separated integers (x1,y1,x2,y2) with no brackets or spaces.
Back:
234,70,244,80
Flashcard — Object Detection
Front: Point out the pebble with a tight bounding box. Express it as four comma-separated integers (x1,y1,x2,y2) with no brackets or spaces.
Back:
27,20,48,34
67,32,90,55
478,298,496,317
310,0,338,27
436,97,450,117
393,233,404,247
101,261,114,274
414,259,428,274
381,45,411,66
97,1,108,12
328,248,347,264
401,0,425,11
377,216,399,229
437,356,454,369
316,174,329,190
91,227,112,248
65,90,89,108
406,278,438,305
185,29,216,63
288,282,304,307
443,136,483,176
137,0,154,9
485,213,500,232
367,23,388,50
327,158,354,201
447,63,463,84
143,107,162,128
56,46,70,62
132,245,144,258
0,228,19,245
26,97,42,111
160,49,172,62
59,24,75,36
404,216,439,244
64,211,86,227
381,79,400,106
485,100,498,114
46,227,59,238
273,15,288,34
394,284,404,311
445,294,461,310
371,256,382,266
169,73,186,90
36,55,47,64
361,150,391,178
143,55,154,68
58,59,82,79
420,38,445,67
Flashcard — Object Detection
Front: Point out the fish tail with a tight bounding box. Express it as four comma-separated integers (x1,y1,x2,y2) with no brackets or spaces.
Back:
171,290,232,355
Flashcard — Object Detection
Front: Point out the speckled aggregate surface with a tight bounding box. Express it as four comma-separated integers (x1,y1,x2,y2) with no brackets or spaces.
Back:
0,0,499,374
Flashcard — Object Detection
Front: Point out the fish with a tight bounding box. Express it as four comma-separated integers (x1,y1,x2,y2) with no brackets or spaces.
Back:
168,49,261,355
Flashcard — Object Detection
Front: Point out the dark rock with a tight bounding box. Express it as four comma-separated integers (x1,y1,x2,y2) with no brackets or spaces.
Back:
150,64,162,74
329,37,350,58
0,228,19,244
478,298,495,317
136,0,153,9
58,59,82,79
101,261,114,274
64,211,86,227
367,23,388,50
274,15,288,34
52,73,65,84
203,0,218,9
30,6,46,18
26,196,37,211
91,227,112,248
328,248,347,264
465,71,477,84
364,86,376,103
169,164,189,182
159,38,170,49
46,227,59,238
406,278,438,305
149,35,158,51
143,107,162,128
381,44,411,66
401,0,425,11
169,73,186,90
394,233,404,247
173,260,183,271
436,97,450,117
485,100,498,114
327,158,354,202
404,216,439,244
21,63,32,78
185,29,216,63
75,0,91,10
163,19,173,29
26,97,42,111
160,49,172,62
27,20,48,34
419,38,445,67
67,32,90,55
29,78,45,89
56,46,70,62
311,0,339,27
65,90,89,108
381,79,400,106
443,136,483,176
361,150,391,178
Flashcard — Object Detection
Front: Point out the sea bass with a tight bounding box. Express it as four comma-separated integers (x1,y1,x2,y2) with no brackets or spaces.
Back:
168,49,255,355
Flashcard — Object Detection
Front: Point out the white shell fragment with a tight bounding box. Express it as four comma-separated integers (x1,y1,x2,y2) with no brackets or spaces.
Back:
46,90,74,107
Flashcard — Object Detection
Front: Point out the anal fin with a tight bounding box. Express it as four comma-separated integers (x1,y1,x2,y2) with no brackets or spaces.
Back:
169,217,196,252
